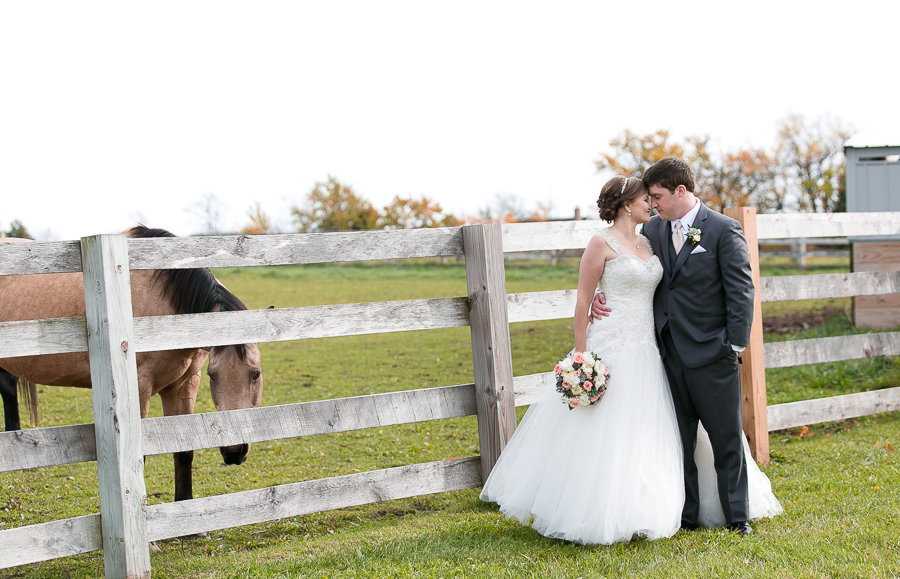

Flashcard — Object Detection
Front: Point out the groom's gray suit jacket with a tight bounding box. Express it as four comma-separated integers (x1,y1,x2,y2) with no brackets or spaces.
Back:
641,204,754,368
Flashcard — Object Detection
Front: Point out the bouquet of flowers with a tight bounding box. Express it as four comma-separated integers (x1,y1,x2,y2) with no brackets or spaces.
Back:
554,351,609,410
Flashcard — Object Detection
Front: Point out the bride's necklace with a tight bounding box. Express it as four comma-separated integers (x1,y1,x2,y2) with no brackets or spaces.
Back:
614,224,641,249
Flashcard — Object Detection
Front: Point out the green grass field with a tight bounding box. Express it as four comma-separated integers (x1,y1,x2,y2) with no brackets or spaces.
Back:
2,256,899,578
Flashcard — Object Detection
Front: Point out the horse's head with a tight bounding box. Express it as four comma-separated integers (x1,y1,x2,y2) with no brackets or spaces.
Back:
207,343,263,465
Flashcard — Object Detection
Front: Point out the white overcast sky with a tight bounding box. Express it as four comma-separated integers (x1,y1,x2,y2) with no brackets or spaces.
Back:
2,1,898,241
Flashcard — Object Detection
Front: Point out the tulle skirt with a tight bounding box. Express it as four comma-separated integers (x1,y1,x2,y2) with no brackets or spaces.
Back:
480,340,783,544
696,425,783,527
480,342,684,545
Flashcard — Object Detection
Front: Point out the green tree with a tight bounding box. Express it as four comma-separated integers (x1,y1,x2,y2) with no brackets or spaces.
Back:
291,176,379,232
379,196,459,229
5,219,33,239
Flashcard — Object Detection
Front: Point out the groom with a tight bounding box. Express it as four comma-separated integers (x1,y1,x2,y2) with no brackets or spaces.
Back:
592,157,755,535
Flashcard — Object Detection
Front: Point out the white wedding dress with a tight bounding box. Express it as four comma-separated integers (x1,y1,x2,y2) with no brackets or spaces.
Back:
480,228,781,545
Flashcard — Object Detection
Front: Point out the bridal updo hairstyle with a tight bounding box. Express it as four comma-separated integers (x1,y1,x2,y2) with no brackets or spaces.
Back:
597,176,647,222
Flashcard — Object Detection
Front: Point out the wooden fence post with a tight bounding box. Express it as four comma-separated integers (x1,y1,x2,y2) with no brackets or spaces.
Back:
723,208,770,466
81,235,151,579
463,223,517,482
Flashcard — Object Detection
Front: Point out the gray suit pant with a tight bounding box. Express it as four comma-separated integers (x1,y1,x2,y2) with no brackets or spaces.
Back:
660,327,749,526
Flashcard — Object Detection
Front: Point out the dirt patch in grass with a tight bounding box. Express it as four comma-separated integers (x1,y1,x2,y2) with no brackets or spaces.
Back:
763,307,845,334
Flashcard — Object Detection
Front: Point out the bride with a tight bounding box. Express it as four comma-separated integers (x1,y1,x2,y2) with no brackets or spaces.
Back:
479,176,781,545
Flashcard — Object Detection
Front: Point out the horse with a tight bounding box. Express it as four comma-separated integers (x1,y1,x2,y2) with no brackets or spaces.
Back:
0,368,38,431
0,226,263,502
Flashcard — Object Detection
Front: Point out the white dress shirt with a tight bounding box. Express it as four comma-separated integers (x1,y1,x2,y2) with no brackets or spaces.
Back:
671,199,702,245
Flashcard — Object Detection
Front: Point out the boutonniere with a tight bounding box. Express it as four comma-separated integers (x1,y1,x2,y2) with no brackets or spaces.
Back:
686,226,703,245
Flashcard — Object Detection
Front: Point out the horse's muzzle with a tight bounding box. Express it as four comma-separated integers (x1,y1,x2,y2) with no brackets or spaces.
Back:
220,443,250,465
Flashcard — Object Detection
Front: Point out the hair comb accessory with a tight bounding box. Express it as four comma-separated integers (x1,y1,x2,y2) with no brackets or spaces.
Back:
620,177,629,195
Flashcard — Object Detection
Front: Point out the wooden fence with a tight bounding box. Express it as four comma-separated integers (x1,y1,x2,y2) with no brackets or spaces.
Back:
1,212,900,576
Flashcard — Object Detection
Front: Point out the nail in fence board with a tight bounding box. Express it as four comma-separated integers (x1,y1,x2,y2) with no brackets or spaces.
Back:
80,234,150,579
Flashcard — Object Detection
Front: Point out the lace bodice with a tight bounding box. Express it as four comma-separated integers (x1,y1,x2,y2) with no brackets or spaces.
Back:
584,227,663,369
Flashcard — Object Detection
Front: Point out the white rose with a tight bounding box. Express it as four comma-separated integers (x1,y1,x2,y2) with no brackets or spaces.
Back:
582,353,595,366
579,394,591,405
571,384,582,395
559,358,574,372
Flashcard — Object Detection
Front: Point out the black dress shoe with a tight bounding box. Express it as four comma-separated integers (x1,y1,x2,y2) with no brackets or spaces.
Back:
727,521,752,536
678,523,699,532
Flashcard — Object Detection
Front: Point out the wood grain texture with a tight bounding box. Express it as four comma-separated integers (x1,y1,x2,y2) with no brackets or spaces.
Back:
0,240,83,276
852,241,900,270
761,271,900,302
512,372,553,407
125,228,465,270
0,423,96,473
145,458,482,540
764,332,900,368
0,385,477,471
80,234,150,578
0,297,470,359
506,290,576,323
463,224,517,482
767,387,900,431
756,212,900,240
0,316,87,358
0,514,101,569
141,383,477,455
724,208,769,465
131,297,470,352
501,221,605,252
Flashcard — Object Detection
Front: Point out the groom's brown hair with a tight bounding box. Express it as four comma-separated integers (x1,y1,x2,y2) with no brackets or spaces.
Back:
642,156,695,193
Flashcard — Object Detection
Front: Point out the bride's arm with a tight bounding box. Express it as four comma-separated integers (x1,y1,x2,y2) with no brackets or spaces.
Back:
574,236,611,353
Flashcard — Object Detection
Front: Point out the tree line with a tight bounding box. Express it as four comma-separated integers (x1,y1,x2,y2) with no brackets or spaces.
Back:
597,113,852,214
4,113,854,239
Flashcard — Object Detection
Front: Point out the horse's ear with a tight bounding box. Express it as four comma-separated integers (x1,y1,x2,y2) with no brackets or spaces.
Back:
267,305,274,309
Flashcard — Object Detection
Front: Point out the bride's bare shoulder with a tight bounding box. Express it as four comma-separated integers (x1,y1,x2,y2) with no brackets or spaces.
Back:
585,234,616,259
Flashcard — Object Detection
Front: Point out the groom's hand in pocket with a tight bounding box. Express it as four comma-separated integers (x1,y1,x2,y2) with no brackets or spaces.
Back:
590,291,611,322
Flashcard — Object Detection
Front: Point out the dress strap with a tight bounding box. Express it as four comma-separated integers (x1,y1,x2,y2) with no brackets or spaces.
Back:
599,227,621,255
640,233,654,256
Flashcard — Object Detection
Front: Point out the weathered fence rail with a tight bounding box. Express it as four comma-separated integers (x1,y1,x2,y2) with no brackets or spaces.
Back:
2,211,900,575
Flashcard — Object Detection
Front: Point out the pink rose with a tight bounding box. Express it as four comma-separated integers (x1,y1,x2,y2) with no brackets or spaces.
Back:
590,396,599,403
562,381,571,390
573,353,584,364
569,398,581,408
554,364,561,375
584,381,593,390
603,366,609,376
574,369,581,376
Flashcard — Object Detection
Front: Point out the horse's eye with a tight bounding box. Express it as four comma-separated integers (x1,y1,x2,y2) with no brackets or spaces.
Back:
251,370,261,382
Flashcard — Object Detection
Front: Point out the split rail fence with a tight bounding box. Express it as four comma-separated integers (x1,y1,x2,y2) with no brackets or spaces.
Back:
1,211,900,576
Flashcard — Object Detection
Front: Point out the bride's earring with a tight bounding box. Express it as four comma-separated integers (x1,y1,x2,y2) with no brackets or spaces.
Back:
627,206,632,217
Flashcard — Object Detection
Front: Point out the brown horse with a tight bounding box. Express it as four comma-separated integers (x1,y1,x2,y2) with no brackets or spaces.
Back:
0,226,263,501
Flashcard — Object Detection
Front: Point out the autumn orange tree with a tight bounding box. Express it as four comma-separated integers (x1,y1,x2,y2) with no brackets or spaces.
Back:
775,113,852,213
379,196,460,229
238,201,272,234
594,129,684,177
291,176,380,232
597,116,852,213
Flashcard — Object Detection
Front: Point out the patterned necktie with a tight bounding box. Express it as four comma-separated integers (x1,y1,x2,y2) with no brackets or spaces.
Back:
672,220,683,254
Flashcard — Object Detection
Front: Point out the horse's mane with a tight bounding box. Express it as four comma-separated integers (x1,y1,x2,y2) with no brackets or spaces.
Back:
125,225,248,360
